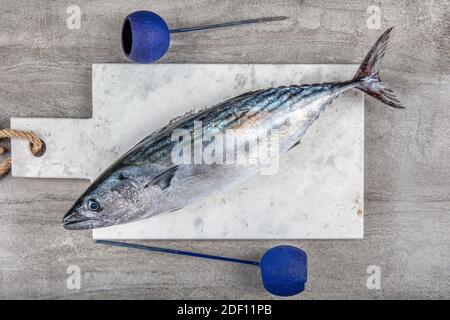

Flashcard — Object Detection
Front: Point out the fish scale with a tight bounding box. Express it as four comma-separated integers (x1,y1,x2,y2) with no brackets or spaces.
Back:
129,88,288,164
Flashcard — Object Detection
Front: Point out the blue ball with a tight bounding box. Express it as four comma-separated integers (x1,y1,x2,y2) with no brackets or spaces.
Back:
260,245,307,297
122,11,170,63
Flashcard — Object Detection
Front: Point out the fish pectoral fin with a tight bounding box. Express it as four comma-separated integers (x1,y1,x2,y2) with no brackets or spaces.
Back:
144,165,179,190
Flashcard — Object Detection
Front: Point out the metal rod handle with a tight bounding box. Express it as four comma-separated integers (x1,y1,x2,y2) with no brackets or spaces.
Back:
97,240,260,266
170,16,288,34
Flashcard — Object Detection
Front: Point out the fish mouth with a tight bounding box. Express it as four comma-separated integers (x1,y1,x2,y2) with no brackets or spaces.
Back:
63,219,96,230
63,210,103,230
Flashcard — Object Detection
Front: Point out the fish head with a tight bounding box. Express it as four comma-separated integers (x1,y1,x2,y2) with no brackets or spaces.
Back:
63,167,148,230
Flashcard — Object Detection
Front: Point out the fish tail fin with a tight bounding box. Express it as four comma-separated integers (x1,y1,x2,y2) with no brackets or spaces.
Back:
353,27,404,109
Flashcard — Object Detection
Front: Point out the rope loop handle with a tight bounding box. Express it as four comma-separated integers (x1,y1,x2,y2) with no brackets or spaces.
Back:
0,129,44,177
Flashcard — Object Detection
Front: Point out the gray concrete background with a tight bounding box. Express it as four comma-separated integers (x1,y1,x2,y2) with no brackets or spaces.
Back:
0,0,449,299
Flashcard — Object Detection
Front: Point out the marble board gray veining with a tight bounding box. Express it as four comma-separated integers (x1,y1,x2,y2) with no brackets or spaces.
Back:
11,64,363,239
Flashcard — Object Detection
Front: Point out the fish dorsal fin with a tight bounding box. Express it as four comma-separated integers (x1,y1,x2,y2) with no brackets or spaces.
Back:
288,140,302,151
144,166,179,190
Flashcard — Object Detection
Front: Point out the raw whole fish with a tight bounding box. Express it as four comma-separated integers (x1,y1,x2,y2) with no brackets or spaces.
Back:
63,28,403,230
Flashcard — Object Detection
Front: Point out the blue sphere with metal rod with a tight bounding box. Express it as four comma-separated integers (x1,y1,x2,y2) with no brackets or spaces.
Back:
96,240,307,297
122,11,171,64
121,11,288,63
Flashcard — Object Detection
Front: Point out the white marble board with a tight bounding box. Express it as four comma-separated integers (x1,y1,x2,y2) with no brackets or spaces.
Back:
11,64,364,239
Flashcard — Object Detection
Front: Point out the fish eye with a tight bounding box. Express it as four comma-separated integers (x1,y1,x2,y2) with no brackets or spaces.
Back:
87,199,101,212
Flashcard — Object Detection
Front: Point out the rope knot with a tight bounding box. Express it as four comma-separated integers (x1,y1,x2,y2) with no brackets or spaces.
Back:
0,129,45,177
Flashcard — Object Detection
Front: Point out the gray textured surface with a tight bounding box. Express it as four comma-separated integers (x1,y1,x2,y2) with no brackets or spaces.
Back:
0,0,449,299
